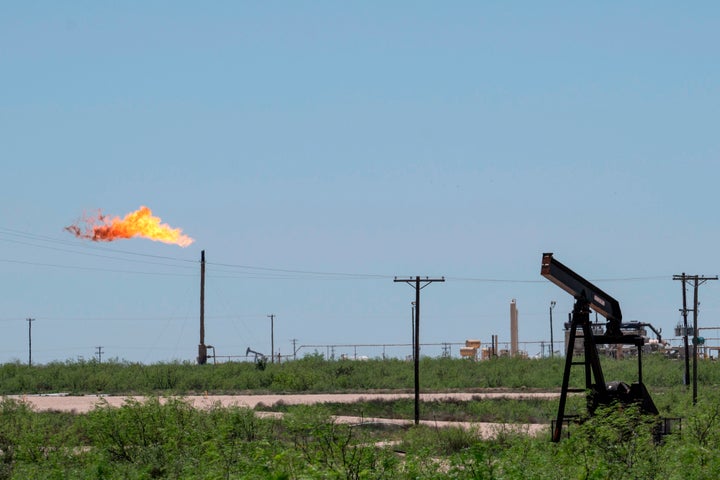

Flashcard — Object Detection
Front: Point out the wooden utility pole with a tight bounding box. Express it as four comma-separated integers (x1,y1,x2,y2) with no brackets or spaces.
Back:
268,314,275,363
549,301,556,358
673,273,691,386
27,318,35,366
394,276,445,425
198,250,207,365
691,275,717,404
674,273,718,404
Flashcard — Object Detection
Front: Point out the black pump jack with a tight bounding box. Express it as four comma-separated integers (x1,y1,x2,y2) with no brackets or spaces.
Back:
541,253,660,442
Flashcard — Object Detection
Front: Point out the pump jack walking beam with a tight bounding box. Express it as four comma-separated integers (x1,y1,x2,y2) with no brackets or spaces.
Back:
541,253,623,336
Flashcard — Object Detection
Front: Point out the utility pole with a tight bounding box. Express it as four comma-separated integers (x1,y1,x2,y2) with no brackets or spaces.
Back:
27,318,35,366
691,275,717,405
268,314,275,363
674,273,691,386
411,302,416,361
198,250,207,365
394,276,445,425
95,346,104,363
292,338,298,360
549,301,556,358
674,273,718,404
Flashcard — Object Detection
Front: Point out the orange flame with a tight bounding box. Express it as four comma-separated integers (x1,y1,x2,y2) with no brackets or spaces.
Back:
66,206,194,247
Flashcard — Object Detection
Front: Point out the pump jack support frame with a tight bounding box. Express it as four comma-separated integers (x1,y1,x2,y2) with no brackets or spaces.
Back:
553,295,652,441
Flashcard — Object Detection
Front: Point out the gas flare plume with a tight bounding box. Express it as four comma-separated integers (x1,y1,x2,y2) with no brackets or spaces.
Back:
66,206,194,247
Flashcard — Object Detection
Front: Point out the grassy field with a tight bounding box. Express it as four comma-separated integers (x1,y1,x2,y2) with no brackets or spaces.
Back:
0,353,710,395
0,354,718,478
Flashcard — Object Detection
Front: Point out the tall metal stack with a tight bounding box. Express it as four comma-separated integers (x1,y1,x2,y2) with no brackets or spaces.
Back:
510,299,519,356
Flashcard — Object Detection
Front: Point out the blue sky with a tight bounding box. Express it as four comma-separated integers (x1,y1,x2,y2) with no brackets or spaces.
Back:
1,2,719,364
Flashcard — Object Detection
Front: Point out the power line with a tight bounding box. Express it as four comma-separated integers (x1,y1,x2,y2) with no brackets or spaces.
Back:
448,275,668,283
0,255,679,284
206,261,392,279
0,227,197,264
1,227,676,283
0,258,197,276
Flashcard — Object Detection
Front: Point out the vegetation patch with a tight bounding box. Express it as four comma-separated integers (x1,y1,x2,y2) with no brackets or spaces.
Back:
0,354,710,395
0,354,717,477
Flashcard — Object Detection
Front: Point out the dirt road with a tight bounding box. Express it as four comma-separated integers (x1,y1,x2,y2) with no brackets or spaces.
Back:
9,391,556,439
10,391,561,413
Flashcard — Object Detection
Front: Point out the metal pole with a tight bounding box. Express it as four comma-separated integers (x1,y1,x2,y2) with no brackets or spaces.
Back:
549,301,556,358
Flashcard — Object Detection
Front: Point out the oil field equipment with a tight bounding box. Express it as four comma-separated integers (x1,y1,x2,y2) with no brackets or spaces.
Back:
541,253,668,442
246,347,268,369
